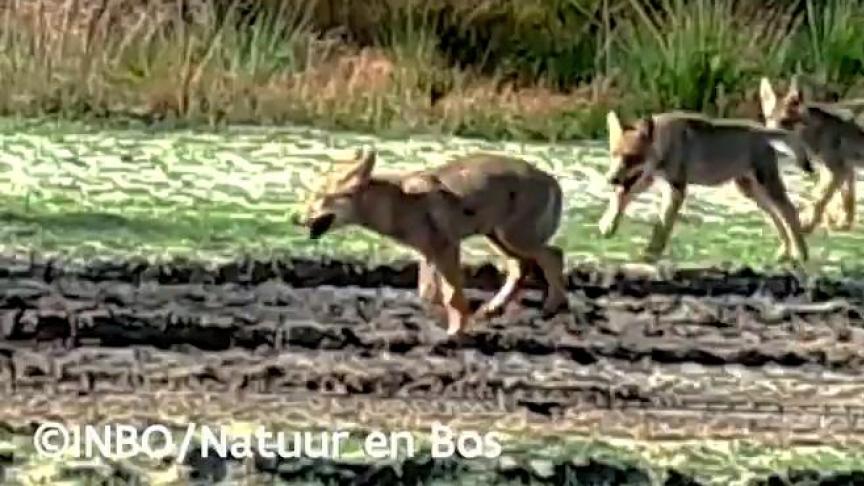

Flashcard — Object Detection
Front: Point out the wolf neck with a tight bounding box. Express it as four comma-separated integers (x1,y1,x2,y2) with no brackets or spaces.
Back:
354,178,417,243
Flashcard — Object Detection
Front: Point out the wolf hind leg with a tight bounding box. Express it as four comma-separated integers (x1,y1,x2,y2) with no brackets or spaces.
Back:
424,245,471,336
735,176,792,260
488,230,568,317
474,233,530,318
802,164,844,233
770,190,809,263
475,257,526,318
533,245,569,316
742,166,809,262
827,167,856,231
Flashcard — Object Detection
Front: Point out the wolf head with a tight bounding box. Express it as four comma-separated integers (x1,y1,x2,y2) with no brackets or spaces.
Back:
760,76,805,130
299,147,377,239
605,111,655,189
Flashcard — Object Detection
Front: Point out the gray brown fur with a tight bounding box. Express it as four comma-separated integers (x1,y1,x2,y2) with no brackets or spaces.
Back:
298,148,568,336
599,110,811,263
761,76,864,233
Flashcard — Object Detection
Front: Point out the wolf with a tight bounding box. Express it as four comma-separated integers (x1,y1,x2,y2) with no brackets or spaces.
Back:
760,76,864,233
297,147,569,336
598,110,814,263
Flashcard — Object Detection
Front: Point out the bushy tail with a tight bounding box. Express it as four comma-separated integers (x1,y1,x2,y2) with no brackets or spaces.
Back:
764,130,814,175
832,98,864,115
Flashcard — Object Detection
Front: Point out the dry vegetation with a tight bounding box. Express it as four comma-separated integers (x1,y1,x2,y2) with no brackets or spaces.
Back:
0,0,862,140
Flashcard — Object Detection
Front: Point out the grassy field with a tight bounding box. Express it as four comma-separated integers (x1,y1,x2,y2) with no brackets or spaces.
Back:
1,118,863,275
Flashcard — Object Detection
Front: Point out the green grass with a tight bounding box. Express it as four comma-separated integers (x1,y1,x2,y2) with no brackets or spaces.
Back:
1,118,863,275
797,0,864,96
5,425,864,485
609,0,796,116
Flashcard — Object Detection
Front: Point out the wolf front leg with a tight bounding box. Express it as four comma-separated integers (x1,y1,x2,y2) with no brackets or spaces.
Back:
598,175,653,237
426,245,471,336
643,182,685,262
597,193,624,237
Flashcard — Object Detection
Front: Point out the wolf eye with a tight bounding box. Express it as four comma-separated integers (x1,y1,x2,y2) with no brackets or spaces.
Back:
324,191,353,203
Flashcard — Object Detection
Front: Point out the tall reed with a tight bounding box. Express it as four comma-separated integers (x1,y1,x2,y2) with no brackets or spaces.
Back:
795,0,864,95
608,0,799,115
0,0,859,141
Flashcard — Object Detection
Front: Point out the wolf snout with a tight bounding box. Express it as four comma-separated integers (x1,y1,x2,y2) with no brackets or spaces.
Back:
307,213,336,239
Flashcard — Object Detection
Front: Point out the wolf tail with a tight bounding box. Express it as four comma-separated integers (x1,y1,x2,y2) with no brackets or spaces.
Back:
832,98,864,115
764,130,814,175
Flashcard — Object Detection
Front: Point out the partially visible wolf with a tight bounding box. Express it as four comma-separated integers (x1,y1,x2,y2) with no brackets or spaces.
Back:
297,148,568,336
598,110,813,263
760,76,864,232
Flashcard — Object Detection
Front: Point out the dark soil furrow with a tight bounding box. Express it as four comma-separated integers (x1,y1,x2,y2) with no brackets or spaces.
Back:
4,347,864,417
6,254,864,300
0,276,861,371
3,255,864,482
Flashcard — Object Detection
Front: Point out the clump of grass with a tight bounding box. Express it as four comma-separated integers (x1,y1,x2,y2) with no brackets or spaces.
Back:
608,0,798,116
432,0,609,89
0,0,605,140
794,0,864,96
106,0,329,122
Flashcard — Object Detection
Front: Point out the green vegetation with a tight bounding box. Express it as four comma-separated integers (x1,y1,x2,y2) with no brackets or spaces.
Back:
0,0,863,142
1,119,862,275
0,0,862,271
6,423,864,485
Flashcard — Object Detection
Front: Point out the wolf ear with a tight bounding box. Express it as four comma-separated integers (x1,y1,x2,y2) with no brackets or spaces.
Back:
759,77,777,115
635,116,654,139
786,75,803,104
607,111,623,147
343,146,376,183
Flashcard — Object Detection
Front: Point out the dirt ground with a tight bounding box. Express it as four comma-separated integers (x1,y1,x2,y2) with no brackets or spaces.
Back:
1,255,864,484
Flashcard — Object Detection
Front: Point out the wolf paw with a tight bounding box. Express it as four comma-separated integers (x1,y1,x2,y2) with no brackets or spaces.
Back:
445,312,471,336
597,213,618,238
474,302,505,319
773,248,792,263
446,322,467,336
774,246,807,264
540,295,569,319
639,248,663,264
828,220,854,231
826,211,854,231
799,210,819,234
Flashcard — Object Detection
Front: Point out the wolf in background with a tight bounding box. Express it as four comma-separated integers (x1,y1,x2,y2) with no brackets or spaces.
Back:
760,76,864,233
598,110,813,263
